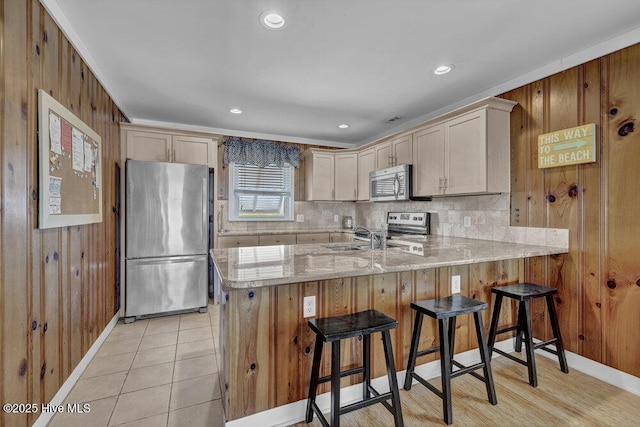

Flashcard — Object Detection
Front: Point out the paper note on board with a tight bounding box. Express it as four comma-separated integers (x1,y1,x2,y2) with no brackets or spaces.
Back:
49,196,61,214
72,128,84,171
49,112,62,155
49,176,62,196
84,140,92,172
60,118,72,153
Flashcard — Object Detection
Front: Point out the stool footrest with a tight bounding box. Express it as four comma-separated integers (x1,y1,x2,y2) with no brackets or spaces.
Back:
492,347,529,367
309,401,330,427
416,346,440,358
450,360,488,382
408,372,444,399
317,366,364,385
495,325,519,335
340,390,393,415
310,387,396,426
533,338,558,350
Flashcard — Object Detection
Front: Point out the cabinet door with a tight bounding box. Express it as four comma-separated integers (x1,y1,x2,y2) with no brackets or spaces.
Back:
334,153,358,201
296,233,330,244
375,142,392,169
330,232,353,243
259,234,296,246
445,109,487,195
413,125,445,196
306,152,335,200
172,135,211,166
357,148,375,200
126,131,171,161
392,134,413,165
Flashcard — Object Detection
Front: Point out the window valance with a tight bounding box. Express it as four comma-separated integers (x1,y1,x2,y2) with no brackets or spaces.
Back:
223,138,300,168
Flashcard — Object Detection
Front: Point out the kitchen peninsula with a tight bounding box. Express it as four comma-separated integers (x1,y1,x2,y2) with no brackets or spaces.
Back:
210,235,568,423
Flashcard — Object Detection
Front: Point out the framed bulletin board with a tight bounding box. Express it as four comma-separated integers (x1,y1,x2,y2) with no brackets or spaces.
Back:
38,89,102,229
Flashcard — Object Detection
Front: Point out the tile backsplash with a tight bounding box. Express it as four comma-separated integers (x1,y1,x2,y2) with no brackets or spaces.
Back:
216,193,568,248
354,193,568,248
216,200,356,233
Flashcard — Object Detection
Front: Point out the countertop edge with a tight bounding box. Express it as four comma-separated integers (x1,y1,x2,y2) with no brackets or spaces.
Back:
212,241,568,290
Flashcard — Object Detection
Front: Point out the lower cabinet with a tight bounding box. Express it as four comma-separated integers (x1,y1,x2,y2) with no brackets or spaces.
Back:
259,234,297,246
330,232,353,243
217,235,260,248
217,232,353,248
296,233,330,244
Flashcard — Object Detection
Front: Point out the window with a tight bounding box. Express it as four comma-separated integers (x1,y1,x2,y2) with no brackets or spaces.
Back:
229,163,294,221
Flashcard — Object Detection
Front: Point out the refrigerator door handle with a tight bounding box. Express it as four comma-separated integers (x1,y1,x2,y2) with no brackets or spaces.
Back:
126,255,205,264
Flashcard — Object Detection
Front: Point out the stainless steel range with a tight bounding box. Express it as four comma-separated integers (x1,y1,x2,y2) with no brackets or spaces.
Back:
352,212,431,253
386,212,431,238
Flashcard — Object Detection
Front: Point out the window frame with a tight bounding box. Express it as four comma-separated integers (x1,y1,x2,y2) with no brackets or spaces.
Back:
228,162,294,221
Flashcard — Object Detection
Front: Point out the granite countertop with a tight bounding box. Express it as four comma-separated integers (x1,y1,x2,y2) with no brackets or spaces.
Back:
217,228,354,237
210,235,568,289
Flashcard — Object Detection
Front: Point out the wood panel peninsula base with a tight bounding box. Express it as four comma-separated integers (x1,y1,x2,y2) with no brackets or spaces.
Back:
210,236,567,422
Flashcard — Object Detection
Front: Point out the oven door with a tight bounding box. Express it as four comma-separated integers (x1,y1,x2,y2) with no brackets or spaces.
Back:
370,165,411,201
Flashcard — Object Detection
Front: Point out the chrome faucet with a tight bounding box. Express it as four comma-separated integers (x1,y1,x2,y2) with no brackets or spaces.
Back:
354,225,388,250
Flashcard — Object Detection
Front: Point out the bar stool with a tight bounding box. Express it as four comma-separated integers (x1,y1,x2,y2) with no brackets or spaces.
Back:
305,309,404,427
487,283,569,387
404,295,497,425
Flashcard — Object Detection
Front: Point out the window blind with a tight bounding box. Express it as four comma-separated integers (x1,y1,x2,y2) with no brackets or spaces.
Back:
229,163,294,220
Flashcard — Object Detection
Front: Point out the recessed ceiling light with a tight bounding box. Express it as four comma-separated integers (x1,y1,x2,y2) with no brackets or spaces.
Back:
338,124,349,129
433,64,455,75
260,11,285,29
229,108,242,114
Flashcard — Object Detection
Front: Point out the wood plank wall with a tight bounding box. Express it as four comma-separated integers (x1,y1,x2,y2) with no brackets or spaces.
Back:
1,2,125,426
504,42,640,377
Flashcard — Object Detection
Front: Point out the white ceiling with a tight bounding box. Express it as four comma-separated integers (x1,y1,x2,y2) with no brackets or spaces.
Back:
44,1,640,147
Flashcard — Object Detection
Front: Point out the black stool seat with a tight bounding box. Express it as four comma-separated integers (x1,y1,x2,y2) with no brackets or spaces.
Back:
404,295,497,425
411,294,489,319
306,309,404,427
487,283,569,388
308,309,398,341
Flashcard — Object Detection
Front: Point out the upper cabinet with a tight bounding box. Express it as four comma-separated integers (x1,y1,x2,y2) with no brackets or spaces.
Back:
413,124,445,196
412,98,517,197
305,97,516,201
121,125,218,168
374,134,413,169
304,150,335,201
172,135,213,166
334,152,358,201
357,148,375,200
304,150,357,201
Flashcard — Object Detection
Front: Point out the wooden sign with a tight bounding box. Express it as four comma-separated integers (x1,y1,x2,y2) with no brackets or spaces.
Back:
538,123,596,168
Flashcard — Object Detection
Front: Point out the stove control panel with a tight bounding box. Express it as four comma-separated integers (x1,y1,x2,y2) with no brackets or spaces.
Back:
387,212,429,227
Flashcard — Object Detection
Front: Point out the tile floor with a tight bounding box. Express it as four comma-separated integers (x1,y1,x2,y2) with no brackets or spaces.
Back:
48,303,223,427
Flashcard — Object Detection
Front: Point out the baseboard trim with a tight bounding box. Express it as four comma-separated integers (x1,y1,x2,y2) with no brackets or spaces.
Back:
535,341,640,396
226,338,640,427
32,313,120,427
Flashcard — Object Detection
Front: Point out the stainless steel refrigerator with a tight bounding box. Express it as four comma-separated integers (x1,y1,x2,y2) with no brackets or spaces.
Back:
125,160,208,322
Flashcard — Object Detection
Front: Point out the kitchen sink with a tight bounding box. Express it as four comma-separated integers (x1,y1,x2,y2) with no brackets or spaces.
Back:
327,242,406,252
326,244,369,251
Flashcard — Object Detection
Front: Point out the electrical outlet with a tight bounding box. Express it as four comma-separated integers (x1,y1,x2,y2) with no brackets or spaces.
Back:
296,214,304,222
334,214,339,223
463,216,471,227
303,295,316,318
451,275,461,294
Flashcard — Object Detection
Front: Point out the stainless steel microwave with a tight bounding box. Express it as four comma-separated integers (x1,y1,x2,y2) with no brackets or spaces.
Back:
369,164,413,201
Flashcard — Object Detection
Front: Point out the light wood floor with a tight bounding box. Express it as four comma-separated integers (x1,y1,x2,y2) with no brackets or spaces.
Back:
295,355,640,426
